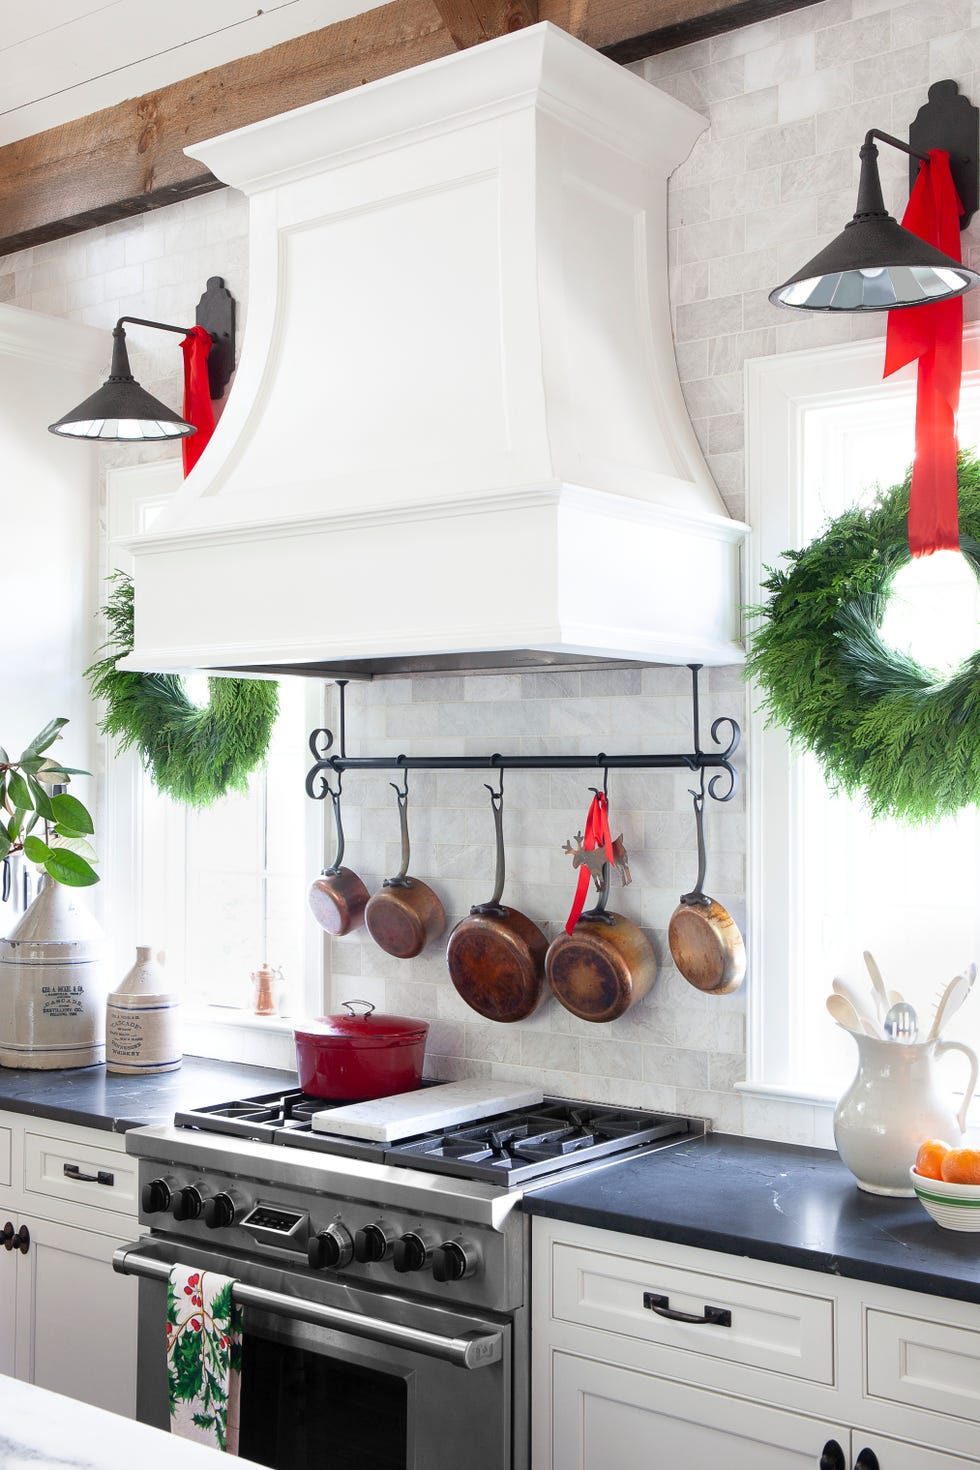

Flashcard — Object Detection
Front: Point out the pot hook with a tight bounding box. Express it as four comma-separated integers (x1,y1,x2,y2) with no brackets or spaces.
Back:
681,769,711,907
323,770,347,876
582,769,615,926
385,765,413,888
474,766,506,915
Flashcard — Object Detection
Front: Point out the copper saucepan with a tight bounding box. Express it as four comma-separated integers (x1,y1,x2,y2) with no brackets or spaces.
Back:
447,776,548,1023
307,774,370,937
668,783,745,995
365,772,446,959
546,794,656,1023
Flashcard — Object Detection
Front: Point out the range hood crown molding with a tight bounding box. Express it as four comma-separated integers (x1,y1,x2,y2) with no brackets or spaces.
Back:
122,24,747,678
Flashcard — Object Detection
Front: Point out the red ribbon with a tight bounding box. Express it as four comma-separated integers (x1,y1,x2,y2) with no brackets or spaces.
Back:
564,792,615,936
180,325,215,477
883,149,964,556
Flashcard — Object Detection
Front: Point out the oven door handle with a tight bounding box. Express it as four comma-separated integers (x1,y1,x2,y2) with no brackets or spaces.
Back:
112,1245,503,1370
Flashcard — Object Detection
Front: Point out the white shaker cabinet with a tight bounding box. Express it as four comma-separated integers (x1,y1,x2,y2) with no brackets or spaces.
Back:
532,1217,980,1470
0,1108,138,1416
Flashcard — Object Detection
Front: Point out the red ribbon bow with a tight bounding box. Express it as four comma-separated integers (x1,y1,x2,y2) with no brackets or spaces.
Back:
883,149,964,556
180,325,216,477
564,792,615,936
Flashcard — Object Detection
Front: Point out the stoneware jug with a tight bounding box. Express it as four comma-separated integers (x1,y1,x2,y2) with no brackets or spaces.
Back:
834,1031,979,1195
106,945,182,1075
0,878,106,1069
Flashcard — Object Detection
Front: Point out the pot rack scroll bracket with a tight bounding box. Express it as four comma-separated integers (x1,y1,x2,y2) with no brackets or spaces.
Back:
304,664,741,801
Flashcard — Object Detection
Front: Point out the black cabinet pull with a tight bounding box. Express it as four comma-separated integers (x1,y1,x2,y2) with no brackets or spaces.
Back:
854,1453,880,1470
1,1222,13,1252
3,1224,29,1256
64,1163,114,1186
643,1291,732,1327
819,1441,846,1470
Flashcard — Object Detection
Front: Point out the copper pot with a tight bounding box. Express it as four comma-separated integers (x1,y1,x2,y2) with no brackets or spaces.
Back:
308,778,369,937
668,787,745,995
447,779,548,1023
365,775,445,959
546,867,657,1023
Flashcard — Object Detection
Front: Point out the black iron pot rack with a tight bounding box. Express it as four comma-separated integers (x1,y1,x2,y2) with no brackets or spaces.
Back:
305,664,740,804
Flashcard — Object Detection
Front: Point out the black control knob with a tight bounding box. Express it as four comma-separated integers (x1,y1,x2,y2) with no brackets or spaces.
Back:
141,1179,172,1215
354,1223,392,1263
393,1232,432,1274
432,1240,478,1283
202,1192,236,1230
308,1223,354,1271
172,1186,205,1222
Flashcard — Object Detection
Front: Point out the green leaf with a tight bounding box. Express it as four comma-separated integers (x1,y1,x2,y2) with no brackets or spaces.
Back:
0,834,11,862
20,718,68,760
43,849,99,887
27,779,55,821
7,770,33,812
51,792,93,835
0,746,8,763
52,836,97,862
7,814,20,843
23,836,51,864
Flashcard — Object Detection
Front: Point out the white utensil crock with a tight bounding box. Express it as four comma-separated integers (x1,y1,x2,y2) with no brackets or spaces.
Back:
106,945,181,1075
834,1031,978,1195
0,879,106,1069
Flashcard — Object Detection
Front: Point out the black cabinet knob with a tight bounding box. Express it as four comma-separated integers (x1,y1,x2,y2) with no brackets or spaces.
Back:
141,1179,172,1215
854,1453,880,1470
2,1222,14,1252
432,1240,477,1283
172,1186,205,1222
393,1232,431,1274
353,1224,391,1263
202,1193,236,1230
819,1442,846,1470
308,1224,354,1271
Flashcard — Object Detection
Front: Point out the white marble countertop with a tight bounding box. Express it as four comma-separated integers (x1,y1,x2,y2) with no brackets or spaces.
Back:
0,1377,258,1468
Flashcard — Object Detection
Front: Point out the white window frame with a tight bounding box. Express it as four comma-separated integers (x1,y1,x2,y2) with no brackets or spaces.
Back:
742,325,980,1130
101,460,327,1063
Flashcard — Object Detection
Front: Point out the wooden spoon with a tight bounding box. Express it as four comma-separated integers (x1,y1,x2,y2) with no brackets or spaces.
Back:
863,950,890,1019
826,993,871,1035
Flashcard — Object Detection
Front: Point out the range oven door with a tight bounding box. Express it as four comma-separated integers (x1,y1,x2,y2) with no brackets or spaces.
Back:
115,1237,513,1470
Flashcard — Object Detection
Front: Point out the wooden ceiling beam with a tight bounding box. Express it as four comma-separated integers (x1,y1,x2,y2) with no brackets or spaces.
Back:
0,0,823,258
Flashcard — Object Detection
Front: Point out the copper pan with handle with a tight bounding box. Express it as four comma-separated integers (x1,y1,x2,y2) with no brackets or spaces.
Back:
307,773,370,937
365,770,446,959
668,780,745,995
447,773,549,1023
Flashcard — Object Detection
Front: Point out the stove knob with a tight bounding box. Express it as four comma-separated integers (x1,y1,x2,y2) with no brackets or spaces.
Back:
202,1192,237,1230
353,1224,393,1263
393,1232,433,1274
172,1186,205,1222
141,1178,172,1215
308,1223,354,1271
432,1240,478,1283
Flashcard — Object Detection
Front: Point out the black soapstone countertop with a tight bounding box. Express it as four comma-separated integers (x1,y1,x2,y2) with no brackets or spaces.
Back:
0,1054,297,1132
523,1132,980,1306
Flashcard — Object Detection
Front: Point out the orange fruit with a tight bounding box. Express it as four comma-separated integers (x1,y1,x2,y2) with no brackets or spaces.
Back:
914,1139,952,1180
940,1147,980,1185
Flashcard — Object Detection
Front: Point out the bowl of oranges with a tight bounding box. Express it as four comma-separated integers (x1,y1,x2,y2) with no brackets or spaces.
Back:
910,1140,980,1231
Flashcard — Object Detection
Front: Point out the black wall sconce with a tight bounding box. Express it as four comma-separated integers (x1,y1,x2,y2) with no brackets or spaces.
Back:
770,81,980,312
49,277,235,441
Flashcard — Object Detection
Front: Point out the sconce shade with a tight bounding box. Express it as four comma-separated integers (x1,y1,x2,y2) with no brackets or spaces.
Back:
770,139,980,311
48,326,196,441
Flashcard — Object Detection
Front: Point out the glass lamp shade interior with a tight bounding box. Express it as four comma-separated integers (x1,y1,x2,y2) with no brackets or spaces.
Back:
48,325,196,441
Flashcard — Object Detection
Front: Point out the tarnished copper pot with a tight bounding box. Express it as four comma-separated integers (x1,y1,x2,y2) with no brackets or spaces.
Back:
365,775,445,959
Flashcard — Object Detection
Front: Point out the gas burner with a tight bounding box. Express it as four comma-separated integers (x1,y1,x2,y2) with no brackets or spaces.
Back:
174,1089,335,1141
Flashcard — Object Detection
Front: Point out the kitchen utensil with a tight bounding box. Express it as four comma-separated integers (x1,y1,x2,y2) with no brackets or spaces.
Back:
365,772,445,959
883,1000,918,1043
311,1080,545,1142
832,977,880,1035
826,994,867,1035
546,815,657,1023
909,1165,980,1231
927,964,977,1043
668,784,745,995
308,774,369,937
446,776,548,1023
863,950,890,1019
293,999,429,1100
834,1031,978,1194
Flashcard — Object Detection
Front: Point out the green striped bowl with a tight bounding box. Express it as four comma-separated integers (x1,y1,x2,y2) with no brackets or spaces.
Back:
909,1166,980,1231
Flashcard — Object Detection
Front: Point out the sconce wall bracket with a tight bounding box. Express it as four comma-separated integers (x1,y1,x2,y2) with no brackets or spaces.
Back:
195,276,236,399
909,79,979,229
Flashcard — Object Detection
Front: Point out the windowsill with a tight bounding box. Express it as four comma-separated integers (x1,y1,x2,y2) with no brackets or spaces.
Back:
182,1004,298,1036
736,1080,836,1108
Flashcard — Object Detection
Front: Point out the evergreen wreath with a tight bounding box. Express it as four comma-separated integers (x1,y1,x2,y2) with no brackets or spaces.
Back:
747,452,980,824
86,573,279,807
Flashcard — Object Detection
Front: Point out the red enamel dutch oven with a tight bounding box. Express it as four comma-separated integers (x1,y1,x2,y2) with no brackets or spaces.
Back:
293,1000,429,1100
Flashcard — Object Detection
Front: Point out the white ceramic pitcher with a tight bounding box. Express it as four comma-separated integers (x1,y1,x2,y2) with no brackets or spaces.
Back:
834,1032,978,1195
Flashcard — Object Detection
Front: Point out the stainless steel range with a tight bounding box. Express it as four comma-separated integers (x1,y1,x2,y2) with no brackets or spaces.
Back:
115,1090,704,1470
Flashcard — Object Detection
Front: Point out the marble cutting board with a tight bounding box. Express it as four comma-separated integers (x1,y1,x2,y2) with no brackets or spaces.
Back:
311,1080,544,1141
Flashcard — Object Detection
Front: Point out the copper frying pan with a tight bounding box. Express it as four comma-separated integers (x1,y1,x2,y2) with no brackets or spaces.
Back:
668,783,745,995
365,772,446,959
447,776,548,1022
307,774,369,937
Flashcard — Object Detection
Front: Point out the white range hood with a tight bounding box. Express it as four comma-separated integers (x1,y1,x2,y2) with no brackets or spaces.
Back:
122,22,748,679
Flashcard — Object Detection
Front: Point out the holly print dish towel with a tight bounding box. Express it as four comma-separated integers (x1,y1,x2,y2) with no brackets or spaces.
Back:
167,1265,243,1453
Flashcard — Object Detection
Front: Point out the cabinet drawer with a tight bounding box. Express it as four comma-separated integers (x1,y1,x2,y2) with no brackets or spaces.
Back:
0,1125,10,1188
552,1241,835,1384
866,1308,980,1426
24,1131,137,1216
